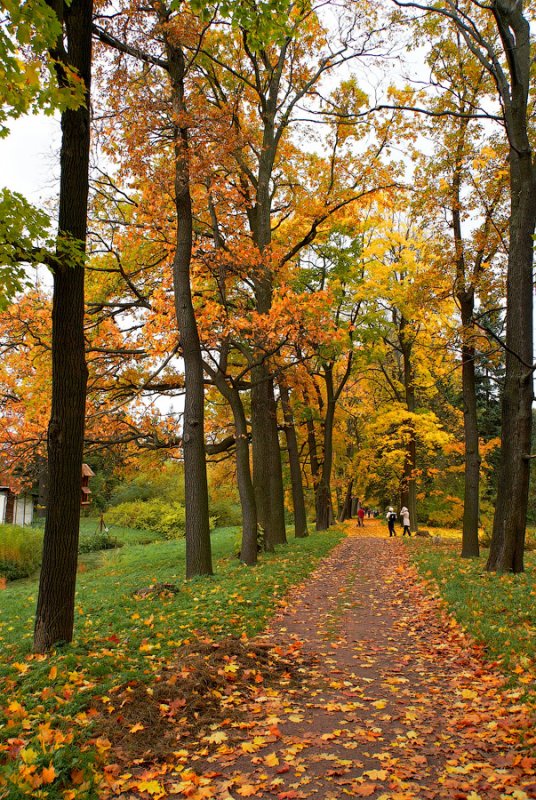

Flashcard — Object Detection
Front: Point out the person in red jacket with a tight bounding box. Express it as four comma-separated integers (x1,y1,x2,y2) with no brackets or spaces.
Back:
357,506,365,527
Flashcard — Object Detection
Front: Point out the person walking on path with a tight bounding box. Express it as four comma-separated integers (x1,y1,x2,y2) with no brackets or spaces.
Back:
386,506,396,537
357,506,365,527
400,505,411,536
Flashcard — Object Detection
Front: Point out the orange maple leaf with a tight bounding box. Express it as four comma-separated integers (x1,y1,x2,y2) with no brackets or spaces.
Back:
353,784,377,797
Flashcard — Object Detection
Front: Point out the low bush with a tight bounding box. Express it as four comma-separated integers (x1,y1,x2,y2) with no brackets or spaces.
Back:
78,530,122,554
105,498,216,538
210,497,243,527
0,524,43,580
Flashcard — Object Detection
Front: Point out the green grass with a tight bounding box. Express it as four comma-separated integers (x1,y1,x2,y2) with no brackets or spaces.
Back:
0,524,344,798
408,537,536,699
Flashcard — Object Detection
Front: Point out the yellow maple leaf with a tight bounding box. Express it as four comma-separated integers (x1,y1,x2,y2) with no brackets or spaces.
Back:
204,730,228,744
461,689,478,700
137,779,165,797
48,666,57,680
129,722,145,733
264,752,279,767
94,737,112,754
364,769,387,780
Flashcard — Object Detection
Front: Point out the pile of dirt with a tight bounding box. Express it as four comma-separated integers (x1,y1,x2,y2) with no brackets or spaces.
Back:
91,635,307,763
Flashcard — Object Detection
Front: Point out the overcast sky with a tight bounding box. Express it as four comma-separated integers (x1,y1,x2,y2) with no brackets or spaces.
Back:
0,114,61,205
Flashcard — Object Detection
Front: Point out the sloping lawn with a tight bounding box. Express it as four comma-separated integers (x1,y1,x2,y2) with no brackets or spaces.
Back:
0,525,344,799
408,536,536,700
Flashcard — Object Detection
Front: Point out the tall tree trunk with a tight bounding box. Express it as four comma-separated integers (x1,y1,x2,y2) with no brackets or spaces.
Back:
247,101,287,551
451,123,481,558
231,395,259,565
207,364,258,565
486,1,535,573
166,32,212,578
252,373,287,549
304,390,321,515
400,318,418,532
34,0,92,653
338,478,354,522
279,381,308,537
488,147,535,573
316,368,335,531
459,292,481,557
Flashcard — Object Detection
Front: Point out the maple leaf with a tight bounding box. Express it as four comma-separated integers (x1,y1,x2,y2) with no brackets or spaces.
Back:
353,783,377,797
237,785,258,797
364,769,387,780
204,730,228,744
265,752,280,766
129,722,145,733
41,764,56,784
137,779,165,797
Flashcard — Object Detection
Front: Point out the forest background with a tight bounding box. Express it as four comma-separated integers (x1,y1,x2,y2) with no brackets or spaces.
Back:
0,0,535,651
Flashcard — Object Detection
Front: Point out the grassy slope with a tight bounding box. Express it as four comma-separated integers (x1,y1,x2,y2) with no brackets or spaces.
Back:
407,532,536,700
0,525,344,798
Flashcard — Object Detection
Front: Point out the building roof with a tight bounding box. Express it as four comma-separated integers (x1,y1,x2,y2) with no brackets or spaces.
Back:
82,464,95,477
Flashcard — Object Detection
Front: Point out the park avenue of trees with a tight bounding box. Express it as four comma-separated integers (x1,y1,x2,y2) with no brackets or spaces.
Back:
0,0,534,651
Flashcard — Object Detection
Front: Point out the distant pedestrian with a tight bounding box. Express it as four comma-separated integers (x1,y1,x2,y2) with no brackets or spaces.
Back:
386,507,396,537
400,506,411,536
357,506,365,527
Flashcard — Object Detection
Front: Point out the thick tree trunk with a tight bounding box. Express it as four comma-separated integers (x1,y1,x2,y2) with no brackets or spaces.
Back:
34,0,92,653
488,148,535,573
166,38,212,578
279,382,308,537
252,372,287,549
338,478,354,522
459,293,481,557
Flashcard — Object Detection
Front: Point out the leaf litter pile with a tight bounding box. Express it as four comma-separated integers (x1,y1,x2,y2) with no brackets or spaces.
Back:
98,528,536,799
92,636,306,762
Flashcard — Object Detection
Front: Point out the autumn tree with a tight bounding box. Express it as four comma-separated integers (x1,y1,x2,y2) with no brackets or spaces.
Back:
32,0,94,652
392,0,536,571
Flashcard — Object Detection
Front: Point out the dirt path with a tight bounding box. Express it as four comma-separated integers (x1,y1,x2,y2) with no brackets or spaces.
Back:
119,523,536,799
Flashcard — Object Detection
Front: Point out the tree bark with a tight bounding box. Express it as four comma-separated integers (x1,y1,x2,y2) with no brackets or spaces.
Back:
165,29,212,578
459,292,481,557
315,366,336,531
338,478,354,522
252,371,287,549
488,147,534,572
206,363,258,565
450,118,481,558
400,317,418,532
34,0,92,653
279,381,308,537
487,1,535,573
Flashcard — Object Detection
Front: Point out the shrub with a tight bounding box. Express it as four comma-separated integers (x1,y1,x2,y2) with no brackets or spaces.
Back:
0,524,43,580
78,530,122,554
106,498,217,538
106,498,186,538
209,497,243,527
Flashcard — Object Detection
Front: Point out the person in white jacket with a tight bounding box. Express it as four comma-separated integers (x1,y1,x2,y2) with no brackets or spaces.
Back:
400,506,411,536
